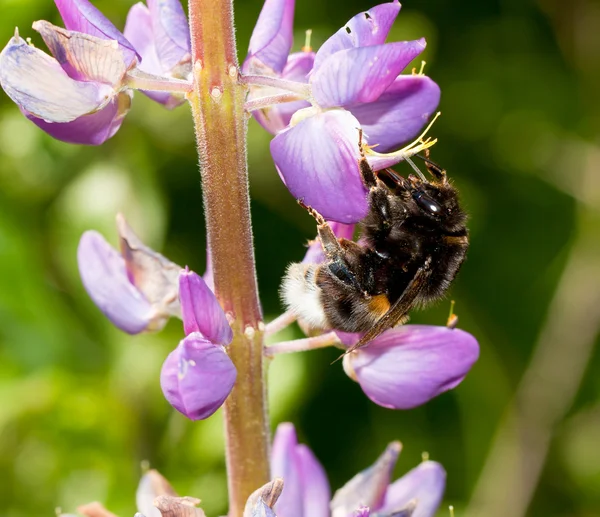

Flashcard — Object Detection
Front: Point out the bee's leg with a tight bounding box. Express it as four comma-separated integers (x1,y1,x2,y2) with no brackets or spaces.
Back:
418,149,447,183
297,200,345,261
357,128,378,188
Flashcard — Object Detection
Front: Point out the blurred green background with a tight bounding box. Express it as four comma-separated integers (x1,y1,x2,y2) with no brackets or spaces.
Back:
1,0,600,515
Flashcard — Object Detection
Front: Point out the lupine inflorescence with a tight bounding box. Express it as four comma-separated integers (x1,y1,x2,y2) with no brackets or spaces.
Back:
0,0,479,516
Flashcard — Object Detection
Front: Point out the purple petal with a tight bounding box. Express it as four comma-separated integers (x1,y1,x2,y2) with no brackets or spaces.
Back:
350,75,440,152
77,231,153,334
311,41,426,108
302,222,355,264
147,0,191,71
331,442,401,517
345,325,479,409
125,2,160,74
313,1,401,71
379,462,446,517
0,34,111,123
353,508,370,517
54,0,138,64
124,3,186,108
270,108,368,223
160,333,237,420
179,268,233,345
271,423,303,517
252,51,314,135
297,444,330,517
244,0,295,74
24,91,131,145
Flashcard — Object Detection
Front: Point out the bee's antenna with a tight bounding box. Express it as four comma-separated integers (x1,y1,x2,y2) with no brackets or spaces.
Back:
404,155,428,182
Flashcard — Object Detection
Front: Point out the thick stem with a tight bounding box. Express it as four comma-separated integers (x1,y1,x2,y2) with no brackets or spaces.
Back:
187,1,270,516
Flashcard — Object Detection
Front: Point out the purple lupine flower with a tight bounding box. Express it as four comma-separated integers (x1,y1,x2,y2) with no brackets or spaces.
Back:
77,214,181,334
340,325,479,410
271,423,330,517
331,441,445,517
0,0,138,144
244,0,440,223
124,0,192,108
160,268,236,420
242,0,314,134
271,423,445,517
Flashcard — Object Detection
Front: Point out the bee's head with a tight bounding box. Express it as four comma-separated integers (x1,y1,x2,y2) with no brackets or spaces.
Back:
407,174,467,233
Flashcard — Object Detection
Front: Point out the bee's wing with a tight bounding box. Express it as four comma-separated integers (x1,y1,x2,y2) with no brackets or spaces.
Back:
342,258,432,356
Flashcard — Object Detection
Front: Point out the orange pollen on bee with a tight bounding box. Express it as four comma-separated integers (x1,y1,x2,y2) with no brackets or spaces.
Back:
368,294,391,317
443,235,468,246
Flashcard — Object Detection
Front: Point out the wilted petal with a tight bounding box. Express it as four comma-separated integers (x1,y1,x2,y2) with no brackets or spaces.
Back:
344,325,479,409
160,333,237,420
331,442,401,517
179,268,233,345
54,0,137,64
25,90,131,145
350,75,440,152
302,222,355,264
311,41,426,108
244,480,284,517
75,502,119,517
78,231,153,334
33,20,127,84
117,213,182,325
378,462,445,517
0,35,111,123
313,1,401,71
147,0,191,71
137,470,178,517
252,51,314,134
271,423,330,517
244,0,295,74
270,108,368,223
154,496,205,517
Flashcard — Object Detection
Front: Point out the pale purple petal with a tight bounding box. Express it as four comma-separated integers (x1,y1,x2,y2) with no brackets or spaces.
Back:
252,52,314,135
378,462,445,517
331,442,401,517
124,3,186,108
160,334,236,420
244,0,295,73
345,325,479,409
77,231,152,334
350,75,440,152
125,2,161,74
244,480,285,517
147,0,190,71
311,41,426,108
313,1,401,71
270,109,368,223
251,499,278,517
0,35,111,123
271,423,303,517
179,268,233,345
303,222,355,264
297,445,330,517
353,507,370,517
24,91,131,145
54,0,138,64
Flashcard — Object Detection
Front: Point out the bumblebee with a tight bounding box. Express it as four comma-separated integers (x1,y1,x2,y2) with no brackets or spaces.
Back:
281,141,468,354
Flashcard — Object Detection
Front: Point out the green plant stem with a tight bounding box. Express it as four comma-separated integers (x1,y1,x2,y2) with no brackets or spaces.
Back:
187,1,270,516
